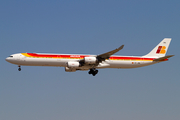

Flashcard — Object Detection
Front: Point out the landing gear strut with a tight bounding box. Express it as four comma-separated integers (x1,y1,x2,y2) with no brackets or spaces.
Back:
88,68,98,76
18,66,21,71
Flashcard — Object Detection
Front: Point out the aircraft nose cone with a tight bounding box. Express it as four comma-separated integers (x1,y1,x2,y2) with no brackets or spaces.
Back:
5,57,12,63
5,57,9,62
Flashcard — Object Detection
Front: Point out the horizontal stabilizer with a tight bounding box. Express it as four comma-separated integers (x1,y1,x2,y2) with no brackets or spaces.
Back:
153,55,174,61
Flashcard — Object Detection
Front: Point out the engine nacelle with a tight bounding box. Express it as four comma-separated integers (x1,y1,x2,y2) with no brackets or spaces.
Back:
65,67,76,72
67,62,80,68
84,57,97,64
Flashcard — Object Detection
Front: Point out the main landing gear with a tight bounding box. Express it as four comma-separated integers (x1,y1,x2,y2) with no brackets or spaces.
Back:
18,66,21,71
88,68,98,76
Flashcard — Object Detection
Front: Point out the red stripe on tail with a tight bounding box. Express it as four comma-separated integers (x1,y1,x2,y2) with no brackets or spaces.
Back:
156,46,162,54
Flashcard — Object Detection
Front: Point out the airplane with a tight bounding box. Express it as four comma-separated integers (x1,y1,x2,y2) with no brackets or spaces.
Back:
6,38,174,76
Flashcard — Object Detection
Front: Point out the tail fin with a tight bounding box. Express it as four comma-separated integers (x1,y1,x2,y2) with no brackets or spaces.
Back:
143,38,172,58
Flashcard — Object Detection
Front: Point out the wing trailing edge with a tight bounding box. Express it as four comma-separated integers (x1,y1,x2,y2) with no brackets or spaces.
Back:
97,45,124,61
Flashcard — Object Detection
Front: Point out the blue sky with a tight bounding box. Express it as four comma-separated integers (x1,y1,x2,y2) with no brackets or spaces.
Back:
1,0,180,120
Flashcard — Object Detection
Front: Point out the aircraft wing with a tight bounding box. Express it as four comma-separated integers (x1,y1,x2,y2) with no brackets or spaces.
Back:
97,45,124,61
153,55,174,61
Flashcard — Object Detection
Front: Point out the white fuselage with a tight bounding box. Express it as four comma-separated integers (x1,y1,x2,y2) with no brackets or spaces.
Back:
5,38,172,76
6,53,160,71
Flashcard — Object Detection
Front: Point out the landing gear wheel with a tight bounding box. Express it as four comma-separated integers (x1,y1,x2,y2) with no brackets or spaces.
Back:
89,69,93,74
88,69,98,76
88,71,92,74
18,66,21,71
95,70,98,74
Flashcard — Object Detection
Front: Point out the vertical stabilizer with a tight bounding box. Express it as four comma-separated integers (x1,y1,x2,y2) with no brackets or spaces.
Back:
143,38,172,58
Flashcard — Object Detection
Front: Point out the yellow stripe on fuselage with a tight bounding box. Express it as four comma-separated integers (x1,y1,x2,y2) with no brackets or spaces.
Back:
21,53,32,57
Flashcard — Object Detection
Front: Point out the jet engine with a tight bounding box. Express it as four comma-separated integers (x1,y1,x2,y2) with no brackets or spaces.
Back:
65,67,76,72
67,62,80,68
84,57,97,64
65,62,81,72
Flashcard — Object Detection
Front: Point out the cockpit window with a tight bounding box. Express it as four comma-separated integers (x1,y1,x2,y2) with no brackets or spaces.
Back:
9,56,13,57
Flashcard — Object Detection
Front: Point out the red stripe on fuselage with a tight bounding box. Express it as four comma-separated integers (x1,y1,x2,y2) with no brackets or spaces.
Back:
26,53,154,61
110,56,154,61
27,53,90,58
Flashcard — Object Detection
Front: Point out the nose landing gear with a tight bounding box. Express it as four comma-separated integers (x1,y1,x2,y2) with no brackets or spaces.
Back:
88,68,98,76
18,66,21,71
